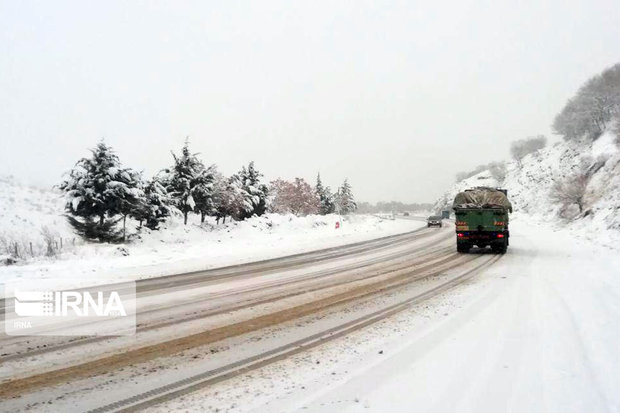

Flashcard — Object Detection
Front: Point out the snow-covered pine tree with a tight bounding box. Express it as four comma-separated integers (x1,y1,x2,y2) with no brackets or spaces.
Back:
139,174,174,230
227,172,254,220
315,173,335,215
335,179,357,215
236,161,269,220
109,167,146,241
165,141,208,225
59,141,132,242
193,165,217,223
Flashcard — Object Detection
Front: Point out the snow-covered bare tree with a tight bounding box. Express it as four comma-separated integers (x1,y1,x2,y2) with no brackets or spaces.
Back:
510,135,547,168
59,141,134,242
269,178,319,216
550,172,589,214
488,162,507,183
553,63,620,141
290,178,319,216
335,179,357,215
315,173,335,215
268,179,291,214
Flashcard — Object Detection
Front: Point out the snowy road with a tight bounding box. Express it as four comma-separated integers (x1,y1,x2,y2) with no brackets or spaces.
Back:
4,218,612,413
1,219,478,411
165,219,616,413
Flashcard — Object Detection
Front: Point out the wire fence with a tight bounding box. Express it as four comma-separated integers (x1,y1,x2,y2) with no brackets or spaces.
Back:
0,228,83,263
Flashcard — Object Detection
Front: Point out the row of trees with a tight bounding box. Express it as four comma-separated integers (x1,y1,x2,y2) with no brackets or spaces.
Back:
553,63,620,141
60,141,355,242
268,175,356,216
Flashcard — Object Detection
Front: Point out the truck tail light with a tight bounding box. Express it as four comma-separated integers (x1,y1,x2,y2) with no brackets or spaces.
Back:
497,234,504,238
457,233,464,238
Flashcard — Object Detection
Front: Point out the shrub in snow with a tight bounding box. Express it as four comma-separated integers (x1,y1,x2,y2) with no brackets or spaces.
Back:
115,246,130,257
41,226,58,257
2,255,18,266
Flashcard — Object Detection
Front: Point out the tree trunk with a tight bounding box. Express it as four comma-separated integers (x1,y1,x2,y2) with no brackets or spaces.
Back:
99,214,104,226
123,215,127,242
223,216,226,224
201,212,205,223
216,216,220,225
184,211,188,225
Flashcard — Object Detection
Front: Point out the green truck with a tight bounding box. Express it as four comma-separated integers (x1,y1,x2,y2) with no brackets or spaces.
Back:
452,187,512,254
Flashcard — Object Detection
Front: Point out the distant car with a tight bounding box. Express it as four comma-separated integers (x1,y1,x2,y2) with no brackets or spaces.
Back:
427,216,443,228
403,212,410,216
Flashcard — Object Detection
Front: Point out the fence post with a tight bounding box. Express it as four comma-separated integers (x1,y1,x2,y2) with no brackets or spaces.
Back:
14,243,18,257
30,242,33,256
60,237,63,249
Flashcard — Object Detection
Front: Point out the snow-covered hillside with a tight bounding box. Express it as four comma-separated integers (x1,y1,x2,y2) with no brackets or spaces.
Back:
434,129,620,247
0,176,73,259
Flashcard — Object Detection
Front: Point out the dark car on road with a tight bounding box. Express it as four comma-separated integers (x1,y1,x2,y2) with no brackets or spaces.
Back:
427,216,443,228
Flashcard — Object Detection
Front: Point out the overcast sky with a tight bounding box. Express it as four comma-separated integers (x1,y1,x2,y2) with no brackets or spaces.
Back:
1,1,619,203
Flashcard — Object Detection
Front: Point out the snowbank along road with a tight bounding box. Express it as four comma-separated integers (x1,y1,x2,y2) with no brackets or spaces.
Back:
0,220,502,412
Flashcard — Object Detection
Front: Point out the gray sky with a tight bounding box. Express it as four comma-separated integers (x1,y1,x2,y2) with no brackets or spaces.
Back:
1,0,619,203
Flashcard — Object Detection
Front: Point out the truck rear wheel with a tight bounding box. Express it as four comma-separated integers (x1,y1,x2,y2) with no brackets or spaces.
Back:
457,243,469,253
492,240,508,254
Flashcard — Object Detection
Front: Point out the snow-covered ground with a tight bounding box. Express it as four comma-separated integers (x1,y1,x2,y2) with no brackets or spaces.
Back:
151,217,620,412
0,175,428,294
0,211,425,295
